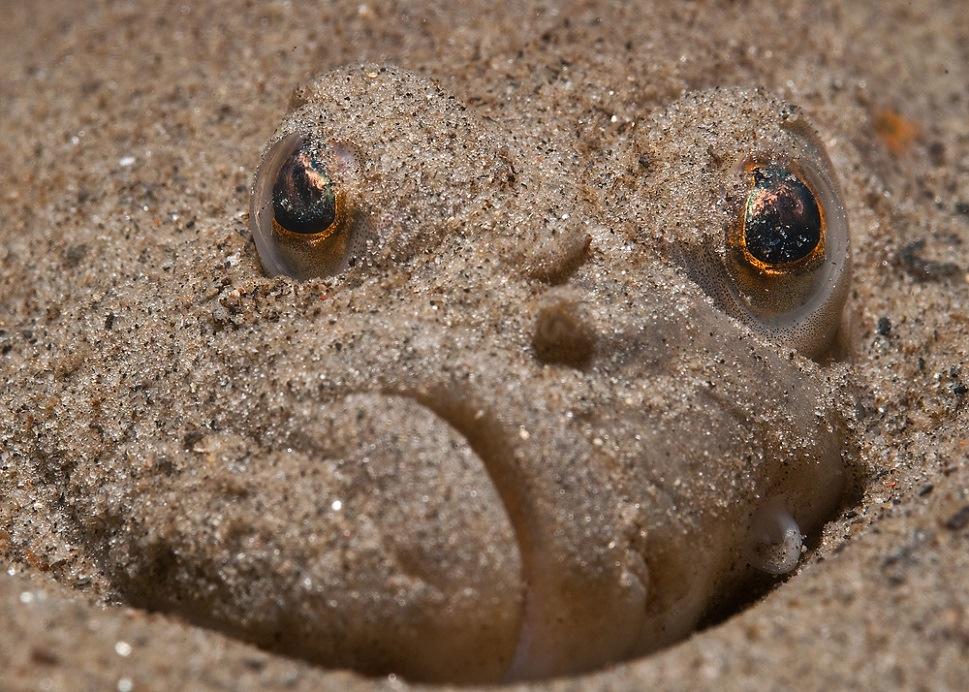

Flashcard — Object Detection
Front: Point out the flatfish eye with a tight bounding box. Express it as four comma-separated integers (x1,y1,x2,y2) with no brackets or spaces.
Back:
272,147,338,236
249,133,364,280
716,132,850,360
737,163,825,274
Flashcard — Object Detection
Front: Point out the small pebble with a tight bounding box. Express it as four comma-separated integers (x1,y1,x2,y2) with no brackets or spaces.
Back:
943,506,969,532
876,316,892,337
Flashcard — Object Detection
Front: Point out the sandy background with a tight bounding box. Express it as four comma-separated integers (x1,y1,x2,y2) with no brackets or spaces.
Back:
1,0,968,689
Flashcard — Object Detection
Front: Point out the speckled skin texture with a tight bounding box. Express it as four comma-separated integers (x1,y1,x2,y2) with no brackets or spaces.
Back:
1,1,968,690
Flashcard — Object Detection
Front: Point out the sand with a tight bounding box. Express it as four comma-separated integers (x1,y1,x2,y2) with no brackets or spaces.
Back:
1,1,968,690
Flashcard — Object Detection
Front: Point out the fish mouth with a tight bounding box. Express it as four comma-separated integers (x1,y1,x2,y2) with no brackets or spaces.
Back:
398,376,846,680
394,384,651,681
379,391,537,682
391,387,545,681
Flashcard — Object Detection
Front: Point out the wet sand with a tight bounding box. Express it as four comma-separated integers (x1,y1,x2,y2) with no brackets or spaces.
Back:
2,1,968,689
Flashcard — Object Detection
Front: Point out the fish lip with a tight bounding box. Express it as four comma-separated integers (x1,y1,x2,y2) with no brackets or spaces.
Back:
386,386,532,680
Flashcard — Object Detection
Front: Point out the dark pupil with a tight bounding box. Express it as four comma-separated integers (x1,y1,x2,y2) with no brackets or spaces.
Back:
272,145,337,234
743,165,822,265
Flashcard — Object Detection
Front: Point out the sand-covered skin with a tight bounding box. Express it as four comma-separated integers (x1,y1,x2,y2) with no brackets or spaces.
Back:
1,1,968,690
